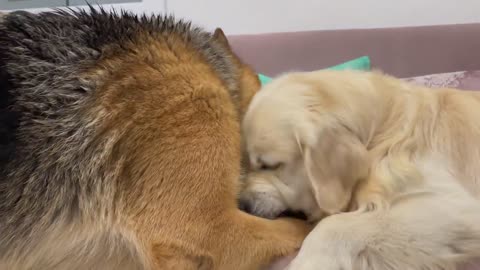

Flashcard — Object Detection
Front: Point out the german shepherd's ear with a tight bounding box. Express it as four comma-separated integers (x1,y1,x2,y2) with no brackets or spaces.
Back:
213,27,261,116
213,28,231,49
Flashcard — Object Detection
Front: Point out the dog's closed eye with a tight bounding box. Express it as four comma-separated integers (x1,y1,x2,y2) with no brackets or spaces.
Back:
257,157,283,171
260,162,282,170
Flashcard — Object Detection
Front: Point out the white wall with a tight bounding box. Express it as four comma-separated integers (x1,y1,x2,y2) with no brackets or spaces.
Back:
82,0,166,15
168,0,480,34
5,0,165,15
4,0,480,35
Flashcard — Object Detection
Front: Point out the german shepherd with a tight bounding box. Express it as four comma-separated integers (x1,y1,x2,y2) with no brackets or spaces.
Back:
0,8,309,270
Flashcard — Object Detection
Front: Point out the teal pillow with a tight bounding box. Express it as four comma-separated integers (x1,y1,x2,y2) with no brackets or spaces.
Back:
258,56,371,85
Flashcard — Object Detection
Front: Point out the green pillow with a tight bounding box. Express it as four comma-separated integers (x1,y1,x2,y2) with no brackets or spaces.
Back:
258,56,371,85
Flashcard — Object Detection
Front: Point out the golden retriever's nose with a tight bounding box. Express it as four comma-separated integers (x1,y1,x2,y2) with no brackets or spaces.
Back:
238,199,253,214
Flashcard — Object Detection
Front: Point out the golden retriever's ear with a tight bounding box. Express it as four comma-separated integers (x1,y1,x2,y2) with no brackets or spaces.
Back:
304,126,369,214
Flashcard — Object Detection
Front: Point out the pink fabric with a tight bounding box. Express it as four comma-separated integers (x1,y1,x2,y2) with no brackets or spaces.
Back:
462,260,480,270
405,70,480,90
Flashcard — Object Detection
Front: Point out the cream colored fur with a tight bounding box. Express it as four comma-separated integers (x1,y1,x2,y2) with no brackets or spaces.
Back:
241,70,480,270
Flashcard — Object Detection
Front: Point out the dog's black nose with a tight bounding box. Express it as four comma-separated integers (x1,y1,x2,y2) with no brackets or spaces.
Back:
238,199,252,213
278,210,308,220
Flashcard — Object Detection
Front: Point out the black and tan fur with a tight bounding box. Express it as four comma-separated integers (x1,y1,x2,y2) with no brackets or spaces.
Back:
0,8,309,270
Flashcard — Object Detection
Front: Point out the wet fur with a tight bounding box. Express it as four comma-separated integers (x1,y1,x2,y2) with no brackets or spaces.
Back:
0,8,309,269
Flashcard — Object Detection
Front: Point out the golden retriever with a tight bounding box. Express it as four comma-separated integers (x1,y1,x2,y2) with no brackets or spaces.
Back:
241,70,480,270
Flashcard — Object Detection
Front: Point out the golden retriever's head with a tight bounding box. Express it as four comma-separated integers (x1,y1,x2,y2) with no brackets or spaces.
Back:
240,71,371,221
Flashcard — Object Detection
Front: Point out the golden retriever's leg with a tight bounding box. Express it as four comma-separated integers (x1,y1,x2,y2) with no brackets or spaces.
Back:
289,192,480,270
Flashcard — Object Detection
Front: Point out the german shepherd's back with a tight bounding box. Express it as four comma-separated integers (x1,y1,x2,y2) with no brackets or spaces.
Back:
0,8,308,270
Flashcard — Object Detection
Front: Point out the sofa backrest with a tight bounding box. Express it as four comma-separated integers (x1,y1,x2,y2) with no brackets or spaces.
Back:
228,23,480,78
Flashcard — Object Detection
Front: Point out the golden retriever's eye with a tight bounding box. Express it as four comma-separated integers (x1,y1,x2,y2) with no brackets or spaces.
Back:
259,161,282,170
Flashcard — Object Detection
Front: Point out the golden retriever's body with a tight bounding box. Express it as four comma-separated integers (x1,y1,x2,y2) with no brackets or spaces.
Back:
0,10,309,270
241,70,480,270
